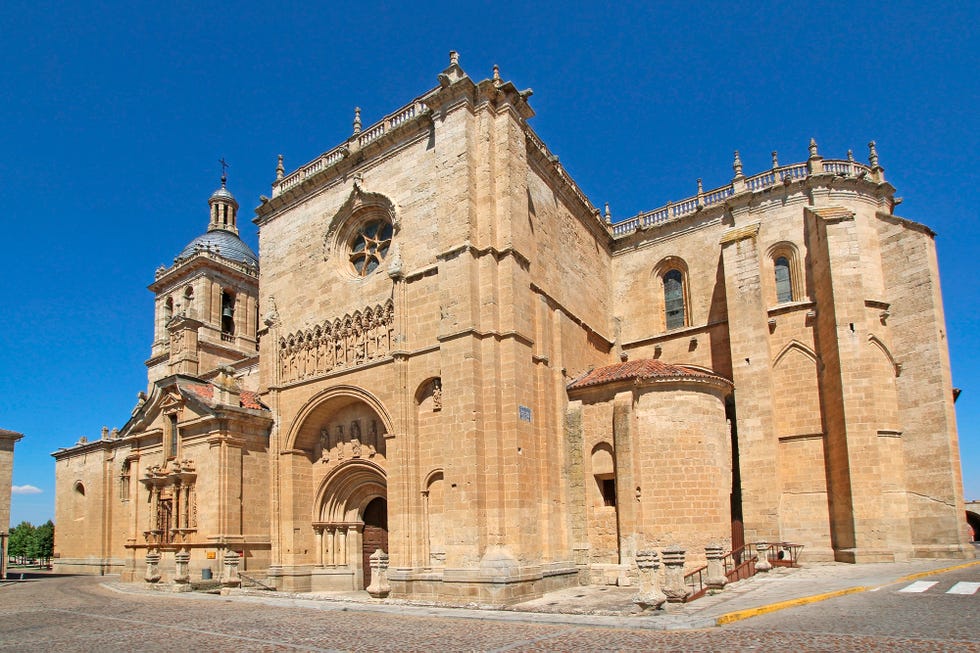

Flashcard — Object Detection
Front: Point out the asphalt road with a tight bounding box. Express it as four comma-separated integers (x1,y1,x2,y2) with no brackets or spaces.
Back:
0,570,975,652
727,563,979,644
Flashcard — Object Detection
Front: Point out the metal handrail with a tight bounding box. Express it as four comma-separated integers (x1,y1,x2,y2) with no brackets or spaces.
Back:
238,572,275,591
723,544,758,583
682,564,709,602
765,542,804,567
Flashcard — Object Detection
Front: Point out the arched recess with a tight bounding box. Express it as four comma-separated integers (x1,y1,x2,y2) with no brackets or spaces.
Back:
283,385,394,454
422,469,445,567
587,442,619,565
772,340,818,369
312,459,388,587
591,443,616,507
868,335,901,377
771,338,831,550
72,481,86,522
966,511,980,542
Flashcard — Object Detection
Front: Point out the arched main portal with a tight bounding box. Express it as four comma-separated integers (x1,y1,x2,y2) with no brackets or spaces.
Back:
313,460,387,589
283,385,393,591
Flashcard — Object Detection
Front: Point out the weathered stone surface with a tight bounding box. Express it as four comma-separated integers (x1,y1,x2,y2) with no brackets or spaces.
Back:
51,57,973,608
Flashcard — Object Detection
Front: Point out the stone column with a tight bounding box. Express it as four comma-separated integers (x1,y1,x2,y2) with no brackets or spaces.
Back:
222,549,241,587
326,526,335,566
173,549,191,591
705,543,727,589
366,548,390,598
315,527,324,567
632,550,666,611
182,485,191,529
148,486,159,533
338,527,348,567
755,541,772,572
661,546,690,603
144,551,161,583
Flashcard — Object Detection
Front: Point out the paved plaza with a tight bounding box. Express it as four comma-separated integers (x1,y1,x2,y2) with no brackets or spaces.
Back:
1,558,977,651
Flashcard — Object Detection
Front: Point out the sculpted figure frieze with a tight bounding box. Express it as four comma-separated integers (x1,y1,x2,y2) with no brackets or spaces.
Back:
278,299,394,384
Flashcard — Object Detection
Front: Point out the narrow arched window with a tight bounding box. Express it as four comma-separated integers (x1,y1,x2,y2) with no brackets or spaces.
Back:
663,269,686,330
775,256,793,303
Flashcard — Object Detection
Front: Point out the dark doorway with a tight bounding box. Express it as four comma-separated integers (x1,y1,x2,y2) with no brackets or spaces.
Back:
361,497,388,588
727,396,744,553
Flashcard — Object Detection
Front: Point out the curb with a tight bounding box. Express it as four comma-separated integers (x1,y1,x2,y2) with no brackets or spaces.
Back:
715,558,980,626
893,559,980,584
715,586,868,625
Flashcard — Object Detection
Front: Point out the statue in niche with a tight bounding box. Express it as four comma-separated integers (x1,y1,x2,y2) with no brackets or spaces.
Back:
336,424,345,459
318,428,330,461
350,421,362,458
432,380,442,412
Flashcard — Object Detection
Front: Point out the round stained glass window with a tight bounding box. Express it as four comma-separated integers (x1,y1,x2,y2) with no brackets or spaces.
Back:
349,219,393,277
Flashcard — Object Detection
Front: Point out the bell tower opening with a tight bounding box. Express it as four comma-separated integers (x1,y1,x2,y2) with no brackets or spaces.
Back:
221,290,235,335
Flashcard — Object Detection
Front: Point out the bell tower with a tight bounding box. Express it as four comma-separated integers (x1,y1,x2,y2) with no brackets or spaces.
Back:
146,171,260,385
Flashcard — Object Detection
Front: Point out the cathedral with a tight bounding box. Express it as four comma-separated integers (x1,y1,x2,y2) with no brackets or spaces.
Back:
53,54,973,603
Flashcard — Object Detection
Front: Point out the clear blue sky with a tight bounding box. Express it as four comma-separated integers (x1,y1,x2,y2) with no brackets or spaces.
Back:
2,1,977,526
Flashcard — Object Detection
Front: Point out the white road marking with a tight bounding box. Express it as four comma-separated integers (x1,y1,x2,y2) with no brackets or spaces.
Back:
947,582,980,595
898,581,937,593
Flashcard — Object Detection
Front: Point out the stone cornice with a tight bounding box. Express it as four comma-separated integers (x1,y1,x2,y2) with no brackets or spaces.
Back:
149,250,258,292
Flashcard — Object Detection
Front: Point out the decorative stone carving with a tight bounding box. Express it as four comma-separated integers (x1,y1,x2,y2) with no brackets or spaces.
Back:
173,549,191,591
661,546,691,603
705,543,727,590
633,550,667,611
222,550,241,587
278,300,394,384
431,381,442,412
144,551,161,583
318,428,330,461
366,548,390,598
755,542,772,572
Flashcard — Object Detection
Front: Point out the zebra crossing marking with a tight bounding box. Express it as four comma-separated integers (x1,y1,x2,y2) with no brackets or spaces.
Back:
947,582,980,595
899,581,937,593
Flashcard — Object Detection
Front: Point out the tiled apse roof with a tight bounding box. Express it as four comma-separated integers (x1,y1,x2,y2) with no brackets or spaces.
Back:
567,359,727,391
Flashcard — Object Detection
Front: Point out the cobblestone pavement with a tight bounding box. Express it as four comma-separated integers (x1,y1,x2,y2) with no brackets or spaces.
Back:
0,564,976,652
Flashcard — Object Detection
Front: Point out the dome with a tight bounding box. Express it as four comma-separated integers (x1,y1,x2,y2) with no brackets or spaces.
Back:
177,229,258,267
209,185,237,205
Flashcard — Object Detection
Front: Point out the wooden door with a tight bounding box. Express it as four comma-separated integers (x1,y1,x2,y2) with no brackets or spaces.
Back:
361,498,388,588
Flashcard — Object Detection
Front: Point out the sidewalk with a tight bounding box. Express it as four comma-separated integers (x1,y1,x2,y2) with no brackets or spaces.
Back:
106,557,980,631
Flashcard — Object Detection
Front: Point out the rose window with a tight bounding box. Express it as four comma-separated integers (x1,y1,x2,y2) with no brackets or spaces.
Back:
349,219,393,277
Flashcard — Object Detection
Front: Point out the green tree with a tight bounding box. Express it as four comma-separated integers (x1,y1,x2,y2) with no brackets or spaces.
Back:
31,521,54,566
7,521,35,564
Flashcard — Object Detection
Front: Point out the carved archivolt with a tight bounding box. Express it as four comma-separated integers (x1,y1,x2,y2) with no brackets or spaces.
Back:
278,300,394,384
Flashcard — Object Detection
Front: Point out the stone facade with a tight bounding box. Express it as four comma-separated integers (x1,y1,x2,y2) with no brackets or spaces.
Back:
53,54,973,603
0,428,23,579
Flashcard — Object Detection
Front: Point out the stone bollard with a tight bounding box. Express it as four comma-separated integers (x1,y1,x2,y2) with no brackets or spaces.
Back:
172,549,191,591
366,548,390,598
662,546,691,603
705,543,727,590
755,541,772,573
222,549,241,587
144,551,161,583
632,550,667,611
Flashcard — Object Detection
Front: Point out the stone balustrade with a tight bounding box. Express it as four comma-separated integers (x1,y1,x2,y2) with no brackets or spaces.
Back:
611,143,880,238
274,100,429,197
